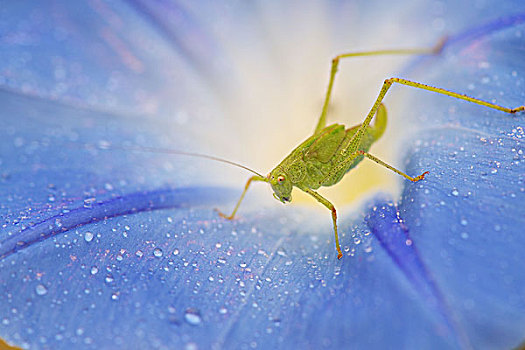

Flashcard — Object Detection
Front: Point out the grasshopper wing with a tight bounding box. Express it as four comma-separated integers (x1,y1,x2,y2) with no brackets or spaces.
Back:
303,124,346,163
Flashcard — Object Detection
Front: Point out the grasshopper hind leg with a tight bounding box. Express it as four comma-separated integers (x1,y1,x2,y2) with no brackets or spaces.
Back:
314,39,447,134
371,103,387,140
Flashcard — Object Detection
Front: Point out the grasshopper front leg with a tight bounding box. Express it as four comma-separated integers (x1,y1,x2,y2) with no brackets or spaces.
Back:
302,188,343,259
216,175,267,220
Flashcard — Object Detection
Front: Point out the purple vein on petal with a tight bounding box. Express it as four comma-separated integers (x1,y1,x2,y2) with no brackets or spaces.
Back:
124,0,223,82
403,13,525,76
448,12,525,46
365,203,471,349
0,186,234,261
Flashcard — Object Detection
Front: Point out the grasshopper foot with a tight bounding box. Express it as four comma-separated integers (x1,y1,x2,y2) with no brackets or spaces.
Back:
214,208,235,220
412,171,429,182
432,35,449,54
511,105,525,113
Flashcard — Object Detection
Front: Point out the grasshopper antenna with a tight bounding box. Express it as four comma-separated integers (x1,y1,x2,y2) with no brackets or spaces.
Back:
80,142,265,178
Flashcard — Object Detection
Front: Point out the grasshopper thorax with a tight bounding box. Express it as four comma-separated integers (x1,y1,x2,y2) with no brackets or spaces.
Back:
267,169,292,203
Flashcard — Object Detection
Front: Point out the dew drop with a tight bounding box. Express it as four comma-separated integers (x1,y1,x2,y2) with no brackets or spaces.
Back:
451,189,459,196
185,343,198,350
460,219,468,226
84,232,94,242
153,248,163,257
219,307,228,315
277,250,287,257
173,249,180,256
105,274,114,284
83,198,96,208
35,284,48,296
135,250,144,258
184,308,202,326
90,266,99,275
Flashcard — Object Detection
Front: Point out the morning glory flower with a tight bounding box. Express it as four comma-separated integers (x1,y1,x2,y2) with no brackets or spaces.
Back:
0,1,524,349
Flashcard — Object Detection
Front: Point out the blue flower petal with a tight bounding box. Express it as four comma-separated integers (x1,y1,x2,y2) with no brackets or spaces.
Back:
396,19,525,349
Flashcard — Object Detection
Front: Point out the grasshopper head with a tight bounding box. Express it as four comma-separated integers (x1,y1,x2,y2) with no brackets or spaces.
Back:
267,169,292,203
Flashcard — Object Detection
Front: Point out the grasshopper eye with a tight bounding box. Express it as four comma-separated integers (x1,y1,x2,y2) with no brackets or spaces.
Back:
277,175,285,183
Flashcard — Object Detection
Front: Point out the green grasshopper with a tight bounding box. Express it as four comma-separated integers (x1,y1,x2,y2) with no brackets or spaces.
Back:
216,38,525,259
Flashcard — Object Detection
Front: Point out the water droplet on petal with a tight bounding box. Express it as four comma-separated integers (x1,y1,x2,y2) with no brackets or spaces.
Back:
84,232,94,242
153,248,163,257
185,342,198,350
35,284,48,296
184,308,202,326
83,198,96,208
